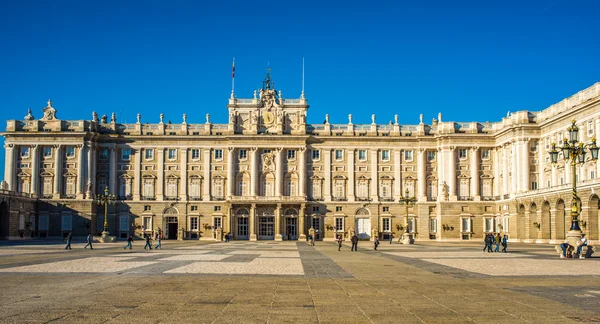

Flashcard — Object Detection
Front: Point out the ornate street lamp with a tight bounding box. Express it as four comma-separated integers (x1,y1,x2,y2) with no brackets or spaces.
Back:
549,120,599,246
96,186,116,242
398,188,417,244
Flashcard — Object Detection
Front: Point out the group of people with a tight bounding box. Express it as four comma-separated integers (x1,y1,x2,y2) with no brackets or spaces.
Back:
64,233,94,250
335,234,381,251
483,233,508,253
64,232,165,251
559,234,588,258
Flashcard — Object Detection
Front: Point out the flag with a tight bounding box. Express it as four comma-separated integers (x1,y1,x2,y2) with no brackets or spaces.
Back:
232,58,235,78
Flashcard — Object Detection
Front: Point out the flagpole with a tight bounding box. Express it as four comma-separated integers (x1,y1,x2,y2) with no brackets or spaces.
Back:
231,57,235,96
301,57,305,99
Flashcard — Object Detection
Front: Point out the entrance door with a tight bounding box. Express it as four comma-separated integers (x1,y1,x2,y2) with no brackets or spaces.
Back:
356,218,371,239
258,216,274,240
312,217,321,240
237,217,248,240
166,216,178,240
285,218,297,240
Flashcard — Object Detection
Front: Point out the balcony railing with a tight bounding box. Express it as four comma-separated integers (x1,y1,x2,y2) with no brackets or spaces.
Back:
64,195,76,199
213,196,225,201
482,196,496,201
356,197,371,202
427,196,437,202
332,197,347,201
142,196,156,201
380,197,394,202
458,196,474,201
190,196,202,201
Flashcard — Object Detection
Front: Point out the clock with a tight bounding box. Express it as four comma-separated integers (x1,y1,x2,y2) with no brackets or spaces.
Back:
263,111,275,125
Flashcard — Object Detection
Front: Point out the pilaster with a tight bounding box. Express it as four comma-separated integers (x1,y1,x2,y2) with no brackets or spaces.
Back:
31,145,39,195
53,144,62,198
417,148,426,202
470,146,479,201
347,149,355,202
157,148,164,200
134,148,141,200
370,149,378,202
324,149,331,201
203,149,211,201
180,148,188,201
227,147,235,198
76,144,85,199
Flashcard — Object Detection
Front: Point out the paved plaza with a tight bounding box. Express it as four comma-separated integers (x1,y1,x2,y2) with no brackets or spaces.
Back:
1,241,600,323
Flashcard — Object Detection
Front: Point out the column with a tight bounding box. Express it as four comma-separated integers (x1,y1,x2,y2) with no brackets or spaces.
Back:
347,149,355,202
502,145,509,195
537,139,544,189
597,119,600,178
53,145,62,198
108,145,117,195
493,147,500,197
157,148,164,200
203,149,211,201
31,145,39,195
299,148,306,197
275,204,282,241
298,206,306,240
134,148,141,200
551,164,558,187
521,139,529,191
370,149,378,202
249,203,257,241
76,144,85,199
448,147,456,200
511,141,518,194
227,147,235,197
417,148,426,201
324,149,331,201
394,149,402,201
250,148,258,196
470,147,479,200
437,148,444,202
180,148,188,200
275,148,283,196
4,144,16,191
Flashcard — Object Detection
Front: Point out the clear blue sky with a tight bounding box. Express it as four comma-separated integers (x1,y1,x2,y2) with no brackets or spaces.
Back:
1,0,599,180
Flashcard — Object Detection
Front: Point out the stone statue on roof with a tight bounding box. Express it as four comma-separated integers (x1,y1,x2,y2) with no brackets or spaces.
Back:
41,99,57,121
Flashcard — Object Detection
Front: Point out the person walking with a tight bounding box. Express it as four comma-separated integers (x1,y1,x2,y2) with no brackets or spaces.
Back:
144,235,152,250
64,232,72,250
84,233,93,250
351,233,359,251
494,233,501,252
389,233,393,244
155,233,162,249
501,235,508,252
337,235,343,251
482,234,489,252
124,235,133,250
374,236,380,250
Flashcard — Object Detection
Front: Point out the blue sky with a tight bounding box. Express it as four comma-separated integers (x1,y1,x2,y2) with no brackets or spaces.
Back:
1,0,599,180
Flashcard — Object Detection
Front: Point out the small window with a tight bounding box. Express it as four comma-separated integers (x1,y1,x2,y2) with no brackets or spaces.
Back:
191,206,198,211
459,148,468,159
382,206,390,212
191,149,200,160
382,218,391,232
239,149,247,160
531,182,538,190
335,150,344,161
287,149,296,160
335,206,343,212
382,150,391,161
312,149,320,160
214,206,221,212
66,146,75,158
402,150,411,161
481,149,490,159
358,150,367,161
335,218,344,232
312,206,319,212
143,205,151,211
427,151,435,161
461,217,471,232
43,146,52,157
214,149,223,160
99,149,109,160
190,217,199,231
168,149,177,160
263,149,271,154
20,147,30,158
145,149,154,160
121,149,131,161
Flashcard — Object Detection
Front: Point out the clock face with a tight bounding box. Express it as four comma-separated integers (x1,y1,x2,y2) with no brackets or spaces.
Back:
263,111,275,125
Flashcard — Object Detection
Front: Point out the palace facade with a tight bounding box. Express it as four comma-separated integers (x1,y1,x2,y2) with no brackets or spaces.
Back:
2,72,600,242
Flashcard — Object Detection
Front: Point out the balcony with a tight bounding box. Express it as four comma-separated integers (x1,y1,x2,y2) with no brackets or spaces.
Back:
42,194,53,199
481,196,496,201
356,197,371,202
64,195,76,199
332,197,347,201
458,196,474,201
309,197,324,201
164,196,179,201
213,196,226,201
427,196,437,202
142,196,156,201
379,197,394,202
229,196,307,202
190,196,202,201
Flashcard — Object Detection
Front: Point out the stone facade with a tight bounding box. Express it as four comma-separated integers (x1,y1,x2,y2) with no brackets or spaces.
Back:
2,73,600,242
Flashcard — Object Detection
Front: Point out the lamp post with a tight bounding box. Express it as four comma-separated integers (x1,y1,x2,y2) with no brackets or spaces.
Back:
549,120,599,247
96,186,116,242
398,188,417,244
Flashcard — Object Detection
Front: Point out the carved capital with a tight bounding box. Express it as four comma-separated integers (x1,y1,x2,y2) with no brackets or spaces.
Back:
30,144,38,149
227,147,234,152
449,146,455,150
4,143,14,149
299,147,306,153
53,144,61,149
471,146,479,151
77,144,83,149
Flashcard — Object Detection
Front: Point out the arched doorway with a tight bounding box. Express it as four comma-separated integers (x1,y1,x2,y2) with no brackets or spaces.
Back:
283,208,298,240
235,207,249,240
0,201,9,239
542,201,551,240
163,207,179,240
589,195,599,241
355,208,371,239
517,204,526,240
556,199,565,240
257,206,275,240
528,203,538,240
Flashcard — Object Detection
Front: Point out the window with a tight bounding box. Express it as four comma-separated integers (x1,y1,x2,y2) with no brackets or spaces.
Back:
382,218,391,232
43,146,52,157
589,120,594,136
334,180,345,199
403,150,412,161
408,217,416,233
357,180,369,199
380,181,392,199
213,217,222,229
166,179,178,198
214,149,223,160
263,149,271,154
145,149,154,160
100,149,109,160
214,206,221,212
239,149,247,160
120,215,129,232
484,218,494,232
190,179,201,199
461,217,471,232
61,215,72,231
66,146,75,158
143,178,155,199
481,178,493,198
312,150,320,160
382,206,390,212
40,177,51,197
335,218,344,232
335,149,343,161
310,178,321,200
20,147,30,158
429,218,437,233
312,206,319,212
427,151,436,161
143,205,151,211
558,133,563,145
382,150,390,161
287,149,296,160
168,149,177,160
213,178,224,198
481,149,490,159
191,149,200,160
531,181,538,190
143,216,152,231
65,177,76,196
427,178,438,201
592,171,596,179
358,150,367,161
190,217,199,231
459,148,467,159
38,215,48,231
121,149,131,161
459,178,470,198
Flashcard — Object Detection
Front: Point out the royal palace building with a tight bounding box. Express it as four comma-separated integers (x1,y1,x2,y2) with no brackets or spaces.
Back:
2,72,600,243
